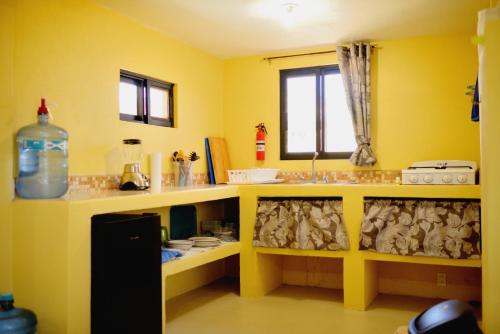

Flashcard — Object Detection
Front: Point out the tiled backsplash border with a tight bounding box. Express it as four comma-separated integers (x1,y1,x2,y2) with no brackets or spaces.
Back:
278,170,401,184
68,170,401,193
68,173,210,193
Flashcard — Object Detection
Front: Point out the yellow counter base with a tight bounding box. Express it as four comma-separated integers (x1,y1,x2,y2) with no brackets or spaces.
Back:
12,184,481,333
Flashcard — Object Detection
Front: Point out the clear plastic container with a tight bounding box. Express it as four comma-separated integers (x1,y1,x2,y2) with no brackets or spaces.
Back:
15,99,68,198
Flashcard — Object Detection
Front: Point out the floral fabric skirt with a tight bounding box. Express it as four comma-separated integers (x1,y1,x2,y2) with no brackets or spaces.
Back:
253,198,350,251
359,198,481,259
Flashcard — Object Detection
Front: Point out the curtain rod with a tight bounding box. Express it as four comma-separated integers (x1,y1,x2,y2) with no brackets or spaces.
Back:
262,50,336,62
262,45,378,62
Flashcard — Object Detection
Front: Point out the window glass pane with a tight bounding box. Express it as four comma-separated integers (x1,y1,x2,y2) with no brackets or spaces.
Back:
286,75,316,153
324,73,356,153
119,81,138,116
149,86,169,119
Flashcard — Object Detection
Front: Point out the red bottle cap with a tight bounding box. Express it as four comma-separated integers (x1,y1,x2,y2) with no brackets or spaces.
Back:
37,98,49,115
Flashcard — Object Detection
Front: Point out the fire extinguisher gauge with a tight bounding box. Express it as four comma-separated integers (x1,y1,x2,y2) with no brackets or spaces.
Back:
255,123,267,134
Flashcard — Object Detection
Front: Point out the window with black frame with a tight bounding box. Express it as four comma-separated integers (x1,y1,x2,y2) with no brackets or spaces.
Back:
119,70,174,127
280,65,356,160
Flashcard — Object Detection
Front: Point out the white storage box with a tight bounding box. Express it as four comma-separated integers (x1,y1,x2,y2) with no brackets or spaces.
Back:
227,168,280,184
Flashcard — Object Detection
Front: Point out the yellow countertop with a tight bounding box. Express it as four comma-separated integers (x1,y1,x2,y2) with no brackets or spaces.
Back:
13,184,240,215
13,182,480,202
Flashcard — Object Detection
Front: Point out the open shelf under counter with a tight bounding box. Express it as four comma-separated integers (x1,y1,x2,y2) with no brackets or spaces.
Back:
254,247,347,258
361,251,481,267
162,242,241,277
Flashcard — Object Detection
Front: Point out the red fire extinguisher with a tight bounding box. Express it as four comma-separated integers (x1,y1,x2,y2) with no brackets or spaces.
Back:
256,123,267,160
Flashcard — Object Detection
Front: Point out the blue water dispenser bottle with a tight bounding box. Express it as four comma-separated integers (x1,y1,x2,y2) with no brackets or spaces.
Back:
15,98,68,198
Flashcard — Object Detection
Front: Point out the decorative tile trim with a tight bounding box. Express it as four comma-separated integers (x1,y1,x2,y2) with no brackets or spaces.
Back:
277,170,401,184
68,173,209,193
68,170,401,193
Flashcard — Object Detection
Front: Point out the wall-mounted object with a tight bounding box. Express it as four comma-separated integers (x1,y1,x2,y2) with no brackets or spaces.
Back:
256,123,267,160
466,80,480,122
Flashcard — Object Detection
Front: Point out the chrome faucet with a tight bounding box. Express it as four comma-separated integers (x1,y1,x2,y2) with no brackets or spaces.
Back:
311,152,319,183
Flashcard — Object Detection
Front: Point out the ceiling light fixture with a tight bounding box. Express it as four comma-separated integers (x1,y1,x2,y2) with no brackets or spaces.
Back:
281,2,298,28
250,0,331,28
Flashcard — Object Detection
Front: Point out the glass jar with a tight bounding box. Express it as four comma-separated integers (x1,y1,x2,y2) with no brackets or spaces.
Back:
122,139,143,165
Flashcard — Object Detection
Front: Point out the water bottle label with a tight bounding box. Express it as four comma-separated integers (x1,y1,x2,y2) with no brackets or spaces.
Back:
44,140,66,151
23,139,45,150
23,139,67,151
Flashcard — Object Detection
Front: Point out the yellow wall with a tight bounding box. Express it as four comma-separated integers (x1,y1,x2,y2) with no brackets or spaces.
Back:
13,0,224,176
279,258,481,302
377,262,481,301
480,11,500,334
0,0,15,292
282,257,343,290
2,0,225,293
223,33,479,171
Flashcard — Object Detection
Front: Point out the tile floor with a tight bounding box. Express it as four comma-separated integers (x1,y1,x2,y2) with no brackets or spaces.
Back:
165,279,444,334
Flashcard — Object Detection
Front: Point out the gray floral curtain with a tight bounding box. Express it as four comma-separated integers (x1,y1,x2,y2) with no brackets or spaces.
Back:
253,198,349,251
336,43,377,166
359,199,481,259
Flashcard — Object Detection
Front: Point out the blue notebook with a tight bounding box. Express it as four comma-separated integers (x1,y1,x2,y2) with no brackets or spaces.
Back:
205,137,215,184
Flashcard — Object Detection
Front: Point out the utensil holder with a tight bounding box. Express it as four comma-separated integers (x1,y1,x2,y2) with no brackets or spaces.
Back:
174,161,194,186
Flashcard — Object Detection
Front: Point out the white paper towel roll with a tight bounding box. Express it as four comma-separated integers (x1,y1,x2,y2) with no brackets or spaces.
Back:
150,152,162,193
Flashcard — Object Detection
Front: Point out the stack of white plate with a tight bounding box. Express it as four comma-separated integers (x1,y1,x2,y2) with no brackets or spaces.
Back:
167,240,193,250
188,237,221,247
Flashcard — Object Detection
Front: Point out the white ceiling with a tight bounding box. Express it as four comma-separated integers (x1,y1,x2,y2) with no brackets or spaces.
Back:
93,0,489,59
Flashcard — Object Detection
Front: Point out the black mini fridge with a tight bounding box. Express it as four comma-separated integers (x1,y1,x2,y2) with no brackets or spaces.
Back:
91,213,162,334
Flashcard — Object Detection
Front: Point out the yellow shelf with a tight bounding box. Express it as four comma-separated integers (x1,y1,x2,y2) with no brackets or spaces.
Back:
255,247,480,267
361,251,481,267
241,183,480,199
255,247,347,258
162,242,241,277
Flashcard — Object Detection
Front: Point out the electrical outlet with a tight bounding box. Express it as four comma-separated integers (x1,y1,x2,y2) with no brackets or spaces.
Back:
437,273,447,287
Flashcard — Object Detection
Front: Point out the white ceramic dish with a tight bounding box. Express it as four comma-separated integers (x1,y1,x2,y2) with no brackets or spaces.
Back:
214,230,232,237
188,237,221,247
167,240,193,250
193,241,220,247
189,237,219,242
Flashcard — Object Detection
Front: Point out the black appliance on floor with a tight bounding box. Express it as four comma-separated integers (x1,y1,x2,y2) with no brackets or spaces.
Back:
91,213,161,334
408,299,482,334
